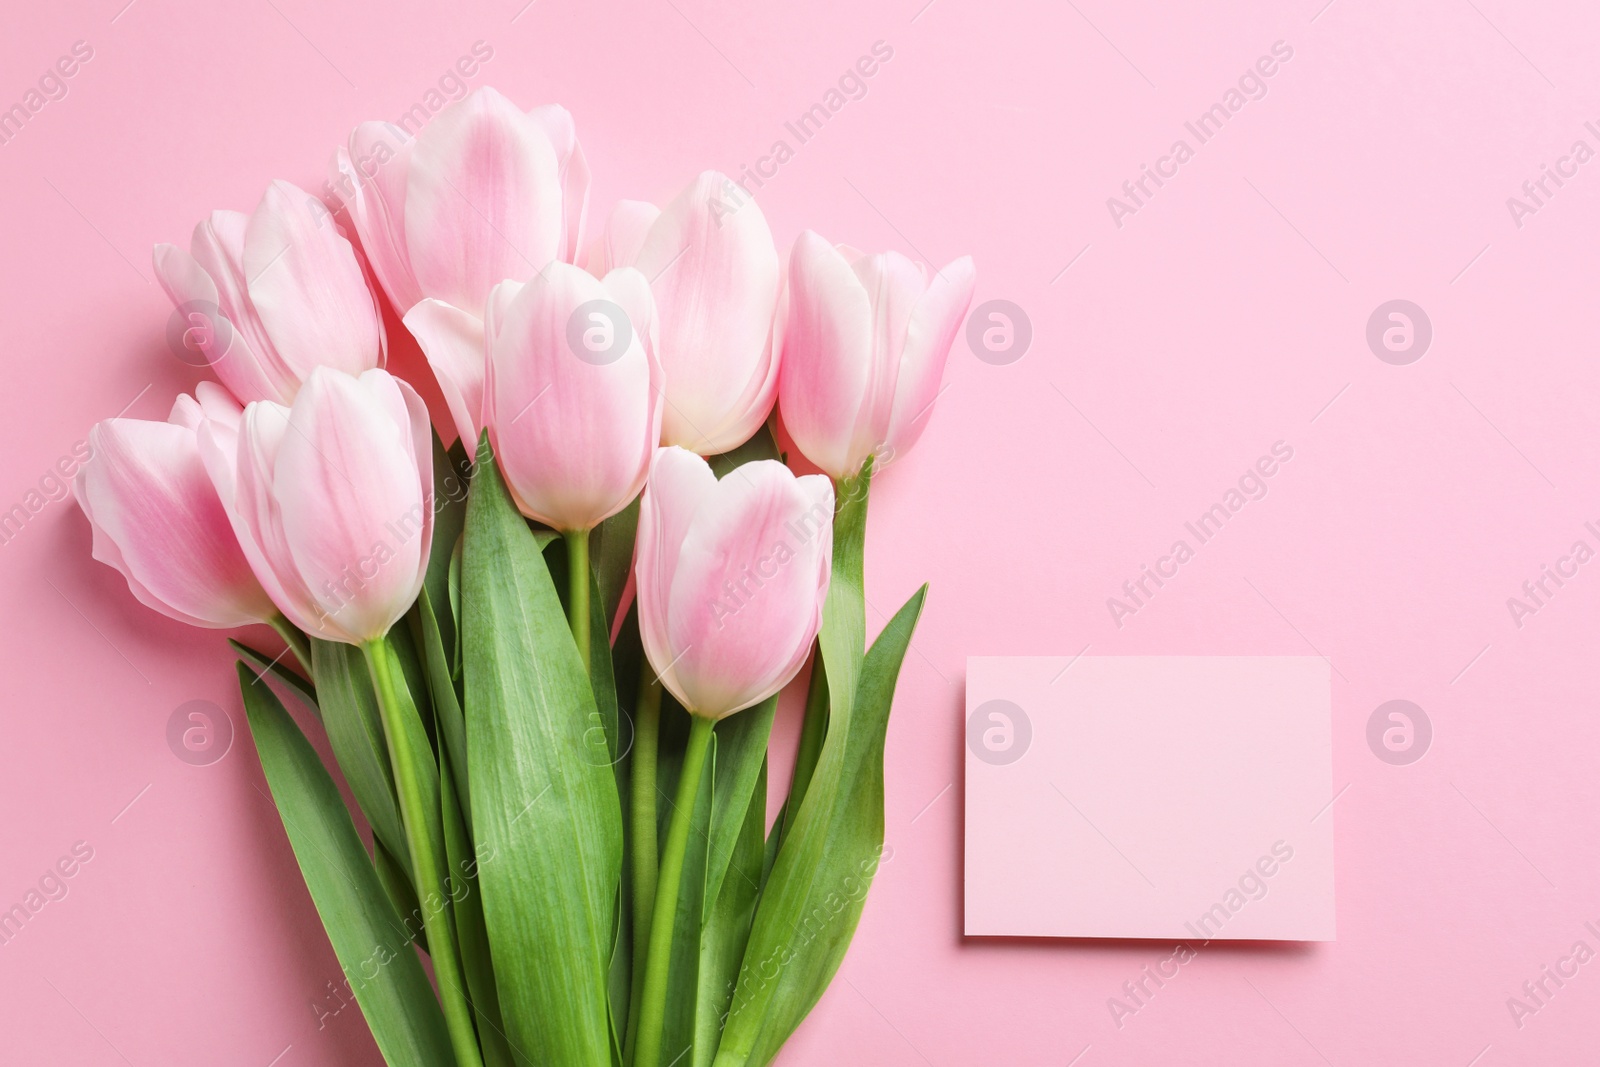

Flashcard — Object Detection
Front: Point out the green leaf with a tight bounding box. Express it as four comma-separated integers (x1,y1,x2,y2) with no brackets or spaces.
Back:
230,638,319,720
414,589,471,827
696,761,766,1067
714,585,926,1067
236,661,455,1067
590,495,639,631
309,639,405,863
704,698,776,921
660,712,713,1067
462,436,621,1067
441,747,518,1067
373,836,427,955
428,428,470,658
765,657,826,872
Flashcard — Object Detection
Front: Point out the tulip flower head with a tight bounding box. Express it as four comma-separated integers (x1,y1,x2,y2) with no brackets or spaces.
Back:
331,87,590,447
778,231,975,480
634,447,832,720
482,261,662,533
584,172,784,456
199,368,434,645
74,384,276,628
153,180,385,406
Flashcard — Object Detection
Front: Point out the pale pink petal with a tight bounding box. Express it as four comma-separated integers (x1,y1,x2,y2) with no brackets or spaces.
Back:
275,369,430,642
528,104,591,263
886,255,975,464
663,461,832,717
404,298,486,448
634,447,718,699
582,200,660,276
848,250,926,469
404,87,563,311
245,180,384,384
488,263,655,530
778,231,874,479
191,212,297,402
77,419,274,628
331,123,424,312
635,172,780,453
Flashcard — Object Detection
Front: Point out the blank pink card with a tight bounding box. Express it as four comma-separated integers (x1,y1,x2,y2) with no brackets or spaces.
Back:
964,657,1335,941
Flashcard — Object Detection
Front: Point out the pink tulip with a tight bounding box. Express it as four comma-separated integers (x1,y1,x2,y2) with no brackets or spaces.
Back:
199,368,434,645
330,88,590,445
154,180,385,406
778,231,976,480
584,173,783,455
481,261,661,532
634,447,832,719
74,383,276,628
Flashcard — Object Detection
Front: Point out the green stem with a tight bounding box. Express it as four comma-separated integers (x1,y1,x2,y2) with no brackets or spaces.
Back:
623,669,664,1061
633,712,715,1067
267,614,312,675
564,529,591,673
362,635,485,1067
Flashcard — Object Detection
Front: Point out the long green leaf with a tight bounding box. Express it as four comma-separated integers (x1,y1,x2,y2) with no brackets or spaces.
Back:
590,495,639,631
441,748,517,1067
704,698,776,920
714,585,926,1067
462,437,621,1067
309,639,406,864
415,589,471,825
230,638,319,719
696,761,766,1067
236,661,455,1067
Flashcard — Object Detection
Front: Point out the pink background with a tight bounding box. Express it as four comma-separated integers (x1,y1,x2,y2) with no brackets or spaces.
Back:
2,0,1598,1063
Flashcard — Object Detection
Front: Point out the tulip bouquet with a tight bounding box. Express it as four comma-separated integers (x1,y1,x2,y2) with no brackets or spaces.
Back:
74,87,973,1067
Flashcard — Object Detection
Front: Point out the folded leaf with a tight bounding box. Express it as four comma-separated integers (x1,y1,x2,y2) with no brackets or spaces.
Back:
230,638,319,720
462,437,621,1067
696,761,766,1067
236,661,455,1067
310,639,406,864
714,585,925,1067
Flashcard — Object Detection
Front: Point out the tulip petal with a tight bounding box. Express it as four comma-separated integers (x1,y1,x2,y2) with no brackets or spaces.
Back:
886,255,975,463
529,104,591,264
779,232,873,479
274,370,432,643
333,122,423,312
582,199,660,276
405,298,486,448
154,241,278,406
77,419,274,628
636,172,780,453
634,447,719,699
404,87,564,311
663,461,832,716
488,263,655,530
191,211,299,403
246,180,384,384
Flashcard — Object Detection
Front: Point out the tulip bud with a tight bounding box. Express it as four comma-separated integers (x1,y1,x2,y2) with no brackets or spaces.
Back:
331,89,590,446
74,383,276,628
778,231,975,480
634,447,832,719
200,368,434,645
153,180,385,406
586,172,783,456
482,262,661,532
